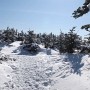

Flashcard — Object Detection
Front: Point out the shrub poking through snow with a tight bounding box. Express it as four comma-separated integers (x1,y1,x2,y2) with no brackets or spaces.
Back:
23,43,40,54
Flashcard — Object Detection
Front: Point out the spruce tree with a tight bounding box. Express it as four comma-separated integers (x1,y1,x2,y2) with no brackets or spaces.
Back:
72,0,90,30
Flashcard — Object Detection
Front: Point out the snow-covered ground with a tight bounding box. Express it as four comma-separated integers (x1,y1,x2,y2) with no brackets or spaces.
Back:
0,41,90,90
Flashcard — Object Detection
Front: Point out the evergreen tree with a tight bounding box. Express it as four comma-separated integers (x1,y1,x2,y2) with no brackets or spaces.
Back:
25,30,36,44
58,32,65,53
3,27,17,44
72,0,90,30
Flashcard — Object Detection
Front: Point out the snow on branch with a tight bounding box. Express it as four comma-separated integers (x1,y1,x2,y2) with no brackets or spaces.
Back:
72,1,90,19
81,24,90,31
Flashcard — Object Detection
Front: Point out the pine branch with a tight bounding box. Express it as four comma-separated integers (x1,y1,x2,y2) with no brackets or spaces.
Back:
72,0,90,19
72,5,89,19
83,0,90,5
81,24,90,31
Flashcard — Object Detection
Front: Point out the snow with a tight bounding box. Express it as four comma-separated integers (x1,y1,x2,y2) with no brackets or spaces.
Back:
0,41,90,90
0,62,12,88
1,41,22,55
50,74,90,90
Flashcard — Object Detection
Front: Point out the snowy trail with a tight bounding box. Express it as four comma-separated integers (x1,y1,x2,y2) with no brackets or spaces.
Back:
0,55,58,90
0,41,90,90
0,54,71,90
0,54,90,90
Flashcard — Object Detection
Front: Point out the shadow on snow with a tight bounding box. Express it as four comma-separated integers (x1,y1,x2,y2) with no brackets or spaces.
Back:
65,53,84,76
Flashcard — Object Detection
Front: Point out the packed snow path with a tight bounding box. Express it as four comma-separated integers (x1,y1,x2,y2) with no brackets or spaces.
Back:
1,54,90,90
0,41,90,90
0,54,64,90
0,54,90,90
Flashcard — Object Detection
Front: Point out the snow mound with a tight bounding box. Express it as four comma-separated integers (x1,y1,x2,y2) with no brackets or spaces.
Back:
0,41,21,55
0,42,59,56
9,41,22,47
0,41,30,55
39,44,59,55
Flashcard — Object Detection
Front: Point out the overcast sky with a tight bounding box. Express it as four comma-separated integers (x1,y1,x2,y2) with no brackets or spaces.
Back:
0,0,90,36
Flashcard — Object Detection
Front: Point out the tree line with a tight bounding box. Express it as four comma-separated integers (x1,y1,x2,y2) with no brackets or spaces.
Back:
0,27,88,53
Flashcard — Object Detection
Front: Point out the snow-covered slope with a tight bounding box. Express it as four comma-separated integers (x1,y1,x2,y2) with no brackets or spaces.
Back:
50,54,90,90
0,41,22,55
0,41,30,55
0,41,90,90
